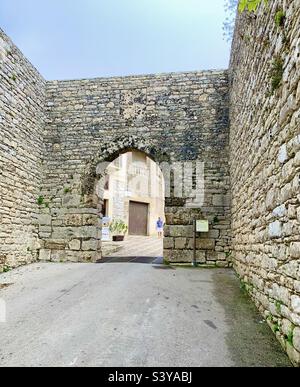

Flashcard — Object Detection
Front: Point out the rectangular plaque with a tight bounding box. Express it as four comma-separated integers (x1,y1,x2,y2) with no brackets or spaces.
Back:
102,217,111,241
196,220,209,233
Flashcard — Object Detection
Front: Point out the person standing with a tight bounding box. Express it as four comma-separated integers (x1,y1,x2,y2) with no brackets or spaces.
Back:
156,217,164,238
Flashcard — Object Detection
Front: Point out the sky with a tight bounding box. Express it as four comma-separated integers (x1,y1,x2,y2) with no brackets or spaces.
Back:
0,0,231,80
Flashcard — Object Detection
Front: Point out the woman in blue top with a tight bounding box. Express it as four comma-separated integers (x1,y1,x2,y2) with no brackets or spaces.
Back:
156,217,164,238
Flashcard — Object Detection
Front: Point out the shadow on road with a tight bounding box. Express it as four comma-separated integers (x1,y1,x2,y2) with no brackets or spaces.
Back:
97,256,164,264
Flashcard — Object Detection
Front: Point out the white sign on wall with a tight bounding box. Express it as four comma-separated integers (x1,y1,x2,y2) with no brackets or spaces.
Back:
196,220,209,233
102,217,111,241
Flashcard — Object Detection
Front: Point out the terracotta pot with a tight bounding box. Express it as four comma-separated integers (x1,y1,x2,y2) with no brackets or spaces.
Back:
113,235,125,242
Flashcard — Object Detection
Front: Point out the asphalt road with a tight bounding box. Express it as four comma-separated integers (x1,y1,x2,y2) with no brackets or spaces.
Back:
0,262,291,367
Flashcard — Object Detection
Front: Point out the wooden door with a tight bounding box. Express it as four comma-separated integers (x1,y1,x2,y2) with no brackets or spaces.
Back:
129,201,148,236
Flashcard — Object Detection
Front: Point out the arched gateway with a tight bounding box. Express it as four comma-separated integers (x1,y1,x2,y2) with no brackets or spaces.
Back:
38,71,231,265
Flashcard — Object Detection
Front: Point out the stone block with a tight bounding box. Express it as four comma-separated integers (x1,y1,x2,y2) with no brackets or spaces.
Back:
38,214,52,226
175,238,187,249
62,194,82,208
196,238,215,250
272,205,286,217
280,260,299,280
217,252,226,261
278,144,288,163
82,214,99,226
169,225,193,238
51,250,67,262
270,283,290,306
82,239,98,251
266,189,279,210
39,226,52,233
163,237,174,249
39,249,51,261
39,232,52,239
281,318,294,337
206,229,220,239
44,241,66,250
81,251,99,263
167,250,193,263
290,242,300,258
286,342,300,367
212,194,223,206
52,226,99,240
216,261,228,267
65,214,82,226
196,251,206,263
206,252,218,261
291,295,300,314
293,327,300,353
69,239,81,251
66,251,80,263
269,221,282,238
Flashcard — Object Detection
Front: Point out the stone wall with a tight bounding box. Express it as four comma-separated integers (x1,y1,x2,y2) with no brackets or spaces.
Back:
0,29,46,272
229,0,300,365
40,71,231,264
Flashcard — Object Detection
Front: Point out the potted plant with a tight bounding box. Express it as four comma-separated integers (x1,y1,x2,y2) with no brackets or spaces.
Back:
109,219,128,242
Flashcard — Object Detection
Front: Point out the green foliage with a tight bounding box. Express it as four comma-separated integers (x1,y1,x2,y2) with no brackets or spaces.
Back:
37,196,44,206
109,219,128,235
246,283,254,292
275,300,282,314
213,216,220,224
275,10,285,27
240,279,247,291
286,329,294,345
272,322,280,333
64,187,71,194
11,73,17,81
270,56,284,92
238,0,268,12
225,251,232,258
3,265,11,273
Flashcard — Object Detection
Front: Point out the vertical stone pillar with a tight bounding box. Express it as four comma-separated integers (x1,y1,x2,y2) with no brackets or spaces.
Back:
38,187,102,263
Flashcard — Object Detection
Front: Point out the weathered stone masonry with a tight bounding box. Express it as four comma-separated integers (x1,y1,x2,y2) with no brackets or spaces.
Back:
0,29,45,269
0,28,231,269
230,0,300,365
0,0,300,365
42,71,230,265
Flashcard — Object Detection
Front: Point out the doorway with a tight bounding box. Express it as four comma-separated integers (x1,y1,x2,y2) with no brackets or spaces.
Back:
98,149,165,259
129,201,149,236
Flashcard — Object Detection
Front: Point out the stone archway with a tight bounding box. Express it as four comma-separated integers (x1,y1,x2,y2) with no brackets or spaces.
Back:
38,131,231,266
36,71,231,267
79,135,169,261
81,134,170,197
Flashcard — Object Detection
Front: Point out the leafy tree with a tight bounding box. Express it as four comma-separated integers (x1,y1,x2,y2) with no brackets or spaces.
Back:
238,0,268,12
223,0,269,41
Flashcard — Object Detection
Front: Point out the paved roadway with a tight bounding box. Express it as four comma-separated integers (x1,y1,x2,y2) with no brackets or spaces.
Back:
102,235,163,259
0,261,291,367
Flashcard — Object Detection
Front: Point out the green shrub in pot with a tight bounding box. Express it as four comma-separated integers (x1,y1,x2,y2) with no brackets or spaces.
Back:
109,219,128,241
